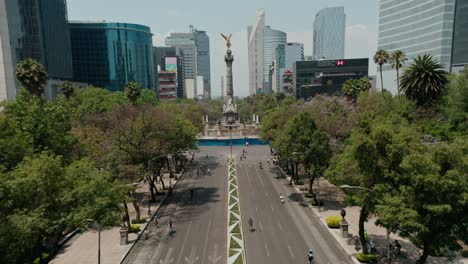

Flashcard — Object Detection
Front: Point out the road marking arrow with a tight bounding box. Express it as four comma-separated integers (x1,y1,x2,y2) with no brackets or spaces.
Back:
159,248,174,264
185,247,199,264
208,244,222,263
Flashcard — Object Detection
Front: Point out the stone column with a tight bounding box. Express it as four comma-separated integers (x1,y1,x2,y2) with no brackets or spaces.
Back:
225,49,234,104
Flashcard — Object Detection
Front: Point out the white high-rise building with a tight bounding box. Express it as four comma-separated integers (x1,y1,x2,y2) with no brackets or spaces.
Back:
313,7,346,60
248,9,265,95
377,0,457,93
166,33,198,93
248,10,286,95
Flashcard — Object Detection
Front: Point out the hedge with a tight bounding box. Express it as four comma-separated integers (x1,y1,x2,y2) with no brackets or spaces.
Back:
356,253,378,263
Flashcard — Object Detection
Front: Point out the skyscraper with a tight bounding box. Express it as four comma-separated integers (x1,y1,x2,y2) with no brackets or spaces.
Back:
153,46,185,98
451,0,468,72
0,0,73,101
313,7,346,60
248,10,286,95
248,9,265,95
377,0,457,93
263,26,286,93
69,22,154,92
193,29,211,98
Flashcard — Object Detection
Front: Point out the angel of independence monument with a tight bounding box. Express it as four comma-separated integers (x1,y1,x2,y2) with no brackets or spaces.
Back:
200,34,260,138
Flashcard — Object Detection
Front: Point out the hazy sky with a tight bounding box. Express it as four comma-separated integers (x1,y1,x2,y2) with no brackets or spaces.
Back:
66,0,380,97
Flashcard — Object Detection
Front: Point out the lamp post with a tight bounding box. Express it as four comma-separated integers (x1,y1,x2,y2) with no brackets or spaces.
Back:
340,185,390,263
85,219,101,264
147,177,151,216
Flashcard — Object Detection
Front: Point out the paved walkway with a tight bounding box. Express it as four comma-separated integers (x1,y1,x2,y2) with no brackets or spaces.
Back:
51,172,182,264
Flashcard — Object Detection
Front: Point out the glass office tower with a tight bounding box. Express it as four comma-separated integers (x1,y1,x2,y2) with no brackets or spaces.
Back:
377,0,456,93
0,0,73,100
263,26,286,93
69,22,155,92
193,30,211,98
452,0,468,72
313,7,346,60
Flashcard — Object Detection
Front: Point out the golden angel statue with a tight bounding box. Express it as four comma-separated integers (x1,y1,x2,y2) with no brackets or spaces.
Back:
221,33,232,49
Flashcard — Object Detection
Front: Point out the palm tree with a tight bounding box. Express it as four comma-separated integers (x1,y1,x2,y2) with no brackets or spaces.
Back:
60,81,75,101
124,81,141,105
15,58,48,97
400,54,449,105
390,50,407,96
373,49,390,92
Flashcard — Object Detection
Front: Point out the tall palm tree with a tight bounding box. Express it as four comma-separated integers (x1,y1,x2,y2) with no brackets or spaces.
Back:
124,81,141,105
390,50,407,96
400,54,449,105
60,81,75,101
15,58,48,97
373,49,390,92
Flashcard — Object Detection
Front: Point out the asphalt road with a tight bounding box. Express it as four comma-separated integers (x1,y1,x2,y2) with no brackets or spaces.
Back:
122,148,228,264
236,145,353,264
123,145,352,264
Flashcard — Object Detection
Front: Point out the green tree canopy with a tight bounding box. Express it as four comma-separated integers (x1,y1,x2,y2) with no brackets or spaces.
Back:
124,81,142,105
342,77,371,100
15,58,48,97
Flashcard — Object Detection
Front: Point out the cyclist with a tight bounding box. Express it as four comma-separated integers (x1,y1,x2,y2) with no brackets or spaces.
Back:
259,162,263,169
308,249,314,263
248,218,254,229
169,219,173,230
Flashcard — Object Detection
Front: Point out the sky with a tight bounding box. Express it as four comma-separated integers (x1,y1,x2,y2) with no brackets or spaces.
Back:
66,0,380,98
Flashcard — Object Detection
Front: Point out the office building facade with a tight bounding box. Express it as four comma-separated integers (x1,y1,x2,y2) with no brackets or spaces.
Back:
69,22,154,92
377,0,457,93
294,58,369,99
153,46,185,98
275,42,304,94
452,0,468,72
0,0,73,101
263,26,286,93
158,71,177,101
193,29,211,98
313,7,346,60
248,9,265,95
165,32,197,95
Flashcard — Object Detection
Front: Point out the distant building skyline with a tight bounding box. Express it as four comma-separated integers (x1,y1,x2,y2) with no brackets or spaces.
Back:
276,42,304,94
247,9,265,95
263,26,286,93
193,28,212,98
313,6,346,60
451,0,468,72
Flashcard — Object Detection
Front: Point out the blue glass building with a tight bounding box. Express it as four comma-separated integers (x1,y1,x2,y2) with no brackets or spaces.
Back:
69,22,155,92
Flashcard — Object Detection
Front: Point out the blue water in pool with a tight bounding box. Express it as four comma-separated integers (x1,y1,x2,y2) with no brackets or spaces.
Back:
197,138,268,146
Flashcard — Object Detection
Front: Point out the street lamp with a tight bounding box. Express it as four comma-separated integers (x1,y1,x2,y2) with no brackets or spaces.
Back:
340,185,390,264
85,219,101,264
146,177,151,216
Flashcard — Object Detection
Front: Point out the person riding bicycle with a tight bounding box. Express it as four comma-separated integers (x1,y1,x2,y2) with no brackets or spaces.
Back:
308,249,314,263
259,162,263,169
248,217,253,229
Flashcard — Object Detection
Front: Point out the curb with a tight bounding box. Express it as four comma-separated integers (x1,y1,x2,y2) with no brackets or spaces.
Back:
120,169,186,264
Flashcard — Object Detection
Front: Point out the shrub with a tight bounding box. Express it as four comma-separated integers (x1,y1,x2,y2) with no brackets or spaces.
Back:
129,224,141,233
355,253,377,263
299,186,308,192
325,215,341,228
305,193,315,198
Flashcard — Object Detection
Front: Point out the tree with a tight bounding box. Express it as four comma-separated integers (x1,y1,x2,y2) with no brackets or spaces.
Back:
15,58,48,97
400,54,449,105
443,69,468,132
374,49,390,92
124,81,141,105
60,81,75,101
390,50,407,96
376,140,468,263
342,77,371,100
0,153,126,263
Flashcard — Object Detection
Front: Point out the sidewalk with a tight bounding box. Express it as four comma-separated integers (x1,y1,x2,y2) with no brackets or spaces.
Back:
288,175,466,264
51,172,183,264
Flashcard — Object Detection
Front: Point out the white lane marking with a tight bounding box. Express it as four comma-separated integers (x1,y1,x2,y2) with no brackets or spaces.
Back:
201,219,212,264
176,221,193,264
259,221,263,231
288,246,294,257
256,207,258,212
270,204,274,212
278,222,283,231
265,244,271,257
256,168,265,187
